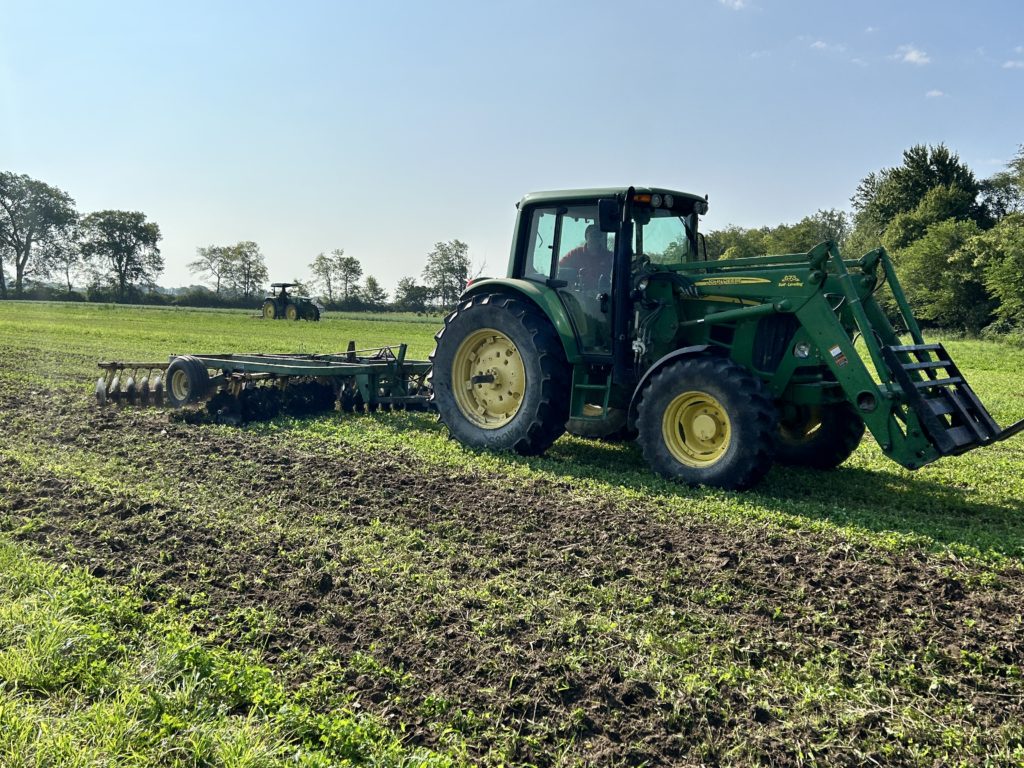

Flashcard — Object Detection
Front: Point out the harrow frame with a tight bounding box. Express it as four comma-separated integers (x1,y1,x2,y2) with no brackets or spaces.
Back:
96,342,434,415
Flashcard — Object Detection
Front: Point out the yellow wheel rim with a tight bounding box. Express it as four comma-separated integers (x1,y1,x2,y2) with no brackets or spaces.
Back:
285,304,298,320
451,328,526,429
170,369,191,401
662,391,731,467
263,303,276,319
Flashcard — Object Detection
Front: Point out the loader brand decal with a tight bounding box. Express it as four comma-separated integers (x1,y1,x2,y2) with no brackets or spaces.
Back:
829,344,849,367
694,277,772,287
778,274,804,287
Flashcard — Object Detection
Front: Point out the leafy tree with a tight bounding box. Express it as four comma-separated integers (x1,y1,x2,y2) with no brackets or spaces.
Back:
309,251,338,304
893,218,990,333
422,239,470,309
225,241,268,300
704,225,768,260
362,275,388,310
37,225,83,294
763,209,851,254
971,213,1024,325
394,276,431,313
336,252,363,302
979,145,1024,221
882,185,979,252
0,172,78,297
852,144,981,236
80,210,162,301
188,245,234,294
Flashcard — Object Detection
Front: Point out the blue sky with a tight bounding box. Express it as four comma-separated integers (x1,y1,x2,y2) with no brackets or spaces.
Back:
1,0,1022,292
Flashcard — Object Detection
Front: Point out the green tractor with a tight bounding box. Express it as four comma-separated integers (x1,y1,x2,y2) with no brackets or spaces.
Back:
262,283,321,321
430,186,1023,490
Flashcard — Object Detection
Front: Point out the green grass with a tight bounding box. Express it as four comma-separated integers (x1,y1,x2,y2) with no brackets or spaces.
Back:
0,541,456,768
2,300,1024,766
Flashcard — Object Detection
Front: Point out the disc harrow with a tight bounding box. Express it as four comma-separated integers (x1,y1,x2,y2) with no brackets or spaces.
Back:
96,362,167,406
95,343,433,424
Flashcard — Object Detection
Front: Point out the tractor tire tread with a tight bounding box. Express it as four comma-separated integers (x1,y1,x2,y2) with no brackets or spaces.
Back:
430,292,570,456
775,401,865,469
636,355,776,490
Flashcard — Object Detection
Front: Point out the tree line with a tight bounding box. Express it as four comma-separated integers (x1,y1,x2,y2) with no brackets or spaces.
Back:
0,169,473,312
704,143,1024,334
4,145,1023,329
182,239,470,312
0,172,162,302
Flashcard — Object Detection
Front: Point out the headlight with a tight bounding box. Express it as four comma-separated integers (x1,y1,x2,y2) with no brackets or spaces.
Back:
793,341,812,359
651,194,662,207
664,194,674,208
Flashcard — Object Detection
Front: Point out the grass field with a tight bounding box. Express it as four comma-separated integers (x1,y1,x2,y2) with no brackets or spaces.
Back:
2,301,1023,766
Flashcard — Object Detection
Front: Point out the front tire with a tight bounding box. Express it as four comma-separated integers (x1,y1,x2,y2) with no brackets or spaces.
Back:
262,300,277,320
636,356,777,490
430,293,570,456
285,303,300,321
775,402,865,469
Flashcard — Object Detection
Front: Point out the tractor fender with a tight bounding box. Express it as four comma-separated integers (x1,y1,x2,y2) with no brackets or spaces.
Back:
627,345,713,429
460,278,583,363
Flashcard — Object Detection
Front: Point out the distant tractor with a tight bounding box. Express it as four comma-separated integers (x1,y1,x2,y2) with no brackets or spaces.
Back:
262,283,321,321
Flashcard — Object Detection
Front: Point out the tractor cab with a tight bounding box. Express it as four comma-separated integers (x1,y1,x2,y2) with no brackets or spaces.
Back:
506,187,708,362
262,283,321,322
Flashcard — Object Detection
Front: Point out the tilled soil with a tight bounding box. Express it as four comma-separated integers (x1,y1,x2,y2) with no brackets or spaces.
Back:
2,387,1024,766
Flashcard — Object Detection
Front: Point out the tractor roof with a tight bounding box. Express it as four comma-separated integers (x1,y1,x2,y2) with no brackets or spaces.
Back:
270,282,298,288
516,187,708,209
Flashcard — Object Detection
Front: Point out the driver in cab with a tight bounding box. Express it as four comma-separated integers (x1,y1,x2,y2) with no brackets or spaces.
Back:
559,224,613,291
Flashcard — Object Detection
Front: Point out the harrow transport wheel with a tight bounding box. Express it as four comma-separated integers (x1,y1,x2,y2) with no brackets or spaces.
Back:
165,356,211,408
285,303,300,321
262,300,277,320
431,293,570,456
636,356,777,490
775,401,865,469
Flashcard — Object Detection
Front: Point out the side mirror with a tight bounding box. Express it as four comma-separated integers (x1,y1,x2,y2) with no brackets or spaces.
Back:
598,199,620,233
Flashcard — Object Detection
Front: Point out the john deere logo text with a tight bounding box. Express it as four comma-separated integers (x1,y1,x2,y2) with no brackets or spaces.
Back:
779,274,804,287
694,277,771,287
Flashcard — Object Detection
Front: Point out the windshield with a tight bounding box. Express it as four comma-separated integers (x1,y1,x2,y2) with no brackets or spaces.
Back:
636,209,697,266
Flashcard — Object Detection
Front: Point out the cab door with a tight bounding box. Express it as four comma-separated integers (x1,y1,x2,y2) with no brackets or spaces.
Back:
519,204,615,358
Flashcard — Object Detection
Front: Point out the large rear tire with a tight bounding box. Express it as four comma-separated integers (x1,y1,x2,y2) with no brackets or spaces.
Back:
285,303,300,321
636,356,777,490
262,300,277,320
165,356,211,408
431,293,570,456
775,402,865,469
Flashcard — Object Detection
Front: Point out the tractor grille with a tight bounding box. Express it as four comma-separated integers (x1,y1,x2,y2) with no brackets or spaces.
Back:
753,315,800,373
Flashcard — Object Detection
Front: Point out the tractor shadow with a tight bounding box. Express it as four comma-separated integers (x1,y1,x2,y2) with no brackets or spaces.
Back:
515,436,1024,563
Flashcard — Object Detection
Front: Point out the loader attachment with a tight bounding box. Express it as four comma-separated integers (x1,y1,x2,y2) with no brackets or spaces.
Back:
802,242,1023,468
881,343,1024,456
